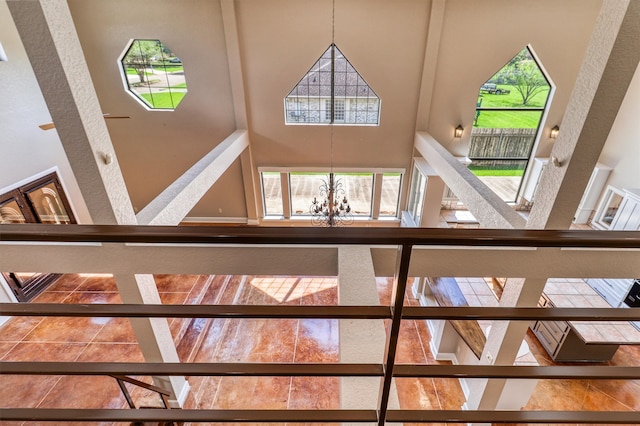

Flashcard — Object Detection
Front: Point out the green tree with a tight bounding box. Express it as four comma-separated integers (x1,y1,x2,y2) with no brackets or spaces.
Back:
513,59,548,106
122,40,162,84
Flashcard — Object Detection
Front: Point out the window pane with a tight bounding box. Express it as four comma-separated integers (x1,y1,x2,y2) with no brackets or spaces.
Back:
334,99,345,121
25,183,72,224
120,39,188,110
261,172,283,216
474,110,543,130
285,44,380,125
476,47,550,110
471,47,551,203
0,199,27,223
408,168,426,225
290,172,328,216
335,173,372,216
380,173,401,217
468,159,527,202
469,125,540,160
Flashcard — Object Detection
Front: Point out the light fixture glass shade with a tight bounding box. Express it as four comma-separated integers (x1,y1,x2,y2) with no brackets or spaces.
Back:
550,125,560,138
454,125,464,138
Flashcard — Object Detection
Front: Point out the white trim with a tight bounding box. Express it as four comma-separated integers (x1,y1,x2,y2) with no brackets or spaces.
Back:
169,381,191,408
0,166,61,195
181,216,248,224
258,166,404,174
260,216,400,227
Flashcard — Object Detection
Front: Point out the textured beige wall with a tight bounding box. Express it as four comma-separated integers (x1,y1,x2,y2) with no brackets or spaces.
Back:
426,0,603,157
67,0,239,217
0,1,90,222
598,64,640,192
34,0,620,221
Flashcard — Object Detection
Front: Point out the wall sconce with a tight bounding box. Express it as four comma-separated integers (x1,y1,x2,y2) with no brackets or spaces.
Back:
550,125,560,139
454,124,464,138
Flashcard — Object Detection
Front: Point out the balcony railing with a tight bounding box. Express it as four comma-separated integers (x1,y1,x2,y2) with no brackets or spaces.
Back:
0,224,639,424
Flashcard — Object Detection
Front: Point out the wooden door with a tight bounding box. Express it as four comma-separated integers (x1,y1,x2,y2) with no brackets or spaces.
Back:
1,172,76,301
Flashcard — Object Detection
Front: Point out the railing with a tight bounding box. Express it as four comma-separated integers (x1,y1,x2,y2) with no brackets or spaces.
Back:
112,374,171,410
0,224,640,424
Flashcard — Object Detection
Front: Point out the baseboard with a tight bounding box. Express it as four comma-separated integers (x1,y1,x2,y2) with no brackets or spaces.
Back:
169,380,191,408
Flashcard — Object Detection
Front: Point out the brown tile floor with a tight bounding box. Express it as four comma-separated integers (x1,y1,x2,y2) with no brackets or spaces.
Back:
0,273,639,426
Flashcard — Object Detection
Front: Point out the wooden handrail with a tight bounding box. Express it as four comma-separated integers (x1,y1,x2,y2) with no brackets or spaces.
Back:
1,224,639,424
0,223,639,247
0,408,638,424
2,303,640,321
2,362,640,380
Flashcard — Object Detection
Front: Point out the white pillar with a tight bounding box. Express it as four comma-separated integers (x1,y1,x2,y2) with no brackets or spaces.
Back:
7,0,189,405
338,246,399,425
466,0,640,414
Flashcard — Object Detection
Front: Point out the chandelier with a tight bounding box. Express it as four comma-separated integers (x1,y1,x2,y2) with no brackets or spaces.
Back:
310,172,352,227
309,0,352,227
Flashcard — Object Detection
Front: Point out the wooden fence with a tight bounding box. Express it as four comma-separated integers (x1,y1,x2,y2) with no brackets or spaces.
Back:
468,128,537,159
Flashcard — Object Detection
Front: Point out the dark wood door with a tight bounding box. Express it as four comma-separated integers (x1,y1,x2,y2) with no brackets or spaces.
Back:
1,172,76,301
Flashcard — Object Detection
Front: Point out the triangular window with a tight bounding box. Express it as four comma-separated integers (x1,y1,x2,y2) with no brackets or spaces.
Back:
284,44,380,125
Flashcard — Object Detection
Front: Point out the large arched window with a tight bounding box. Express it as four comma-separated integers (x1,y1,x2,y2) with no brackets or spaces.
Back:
470,46,551,202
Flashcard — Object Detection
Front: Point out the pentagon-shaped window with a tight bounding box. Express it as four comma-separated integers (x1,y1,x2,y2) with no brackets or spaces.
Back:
470,46,552,202
284,44,380,125
119,39,187,110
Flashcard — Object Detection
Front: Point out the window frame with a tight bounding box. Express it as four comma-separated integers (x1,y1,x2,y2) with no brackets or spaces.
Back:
117,38,188,111
284,44,380,126
470,45,554,203
258,168,403,223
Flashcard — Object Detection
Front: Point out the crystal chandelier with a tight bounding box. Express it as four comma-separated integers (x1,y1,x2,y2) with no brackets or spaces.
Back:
309,0,352,227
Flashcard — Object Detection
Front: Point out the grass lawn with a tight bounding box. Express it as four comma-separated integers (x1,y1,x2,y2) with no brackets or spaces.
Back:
475,84,548,128
171,83,188,89
152,65,184,73
140,92,187,109
474,110,542,128
478,85,549,109
125,68,152,76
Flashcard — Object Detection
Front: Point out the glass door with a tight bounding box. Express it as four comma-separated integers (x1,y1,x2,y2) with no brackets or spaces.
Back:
1,172,75,301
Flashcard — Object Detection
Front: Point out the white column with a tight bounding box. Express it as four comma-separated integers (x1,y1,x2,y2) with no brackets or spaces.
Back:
7,0,189,405
338,246,399,425
466,0,640,414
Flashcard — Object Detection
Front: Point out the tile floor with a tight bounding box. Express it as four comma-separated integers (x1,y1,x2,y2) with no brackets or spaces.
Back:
0,273,639,426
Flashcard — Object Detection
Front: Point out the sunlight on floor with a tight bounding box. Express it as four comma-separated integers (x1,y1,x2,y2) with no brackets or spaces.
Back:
249,276,337,303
